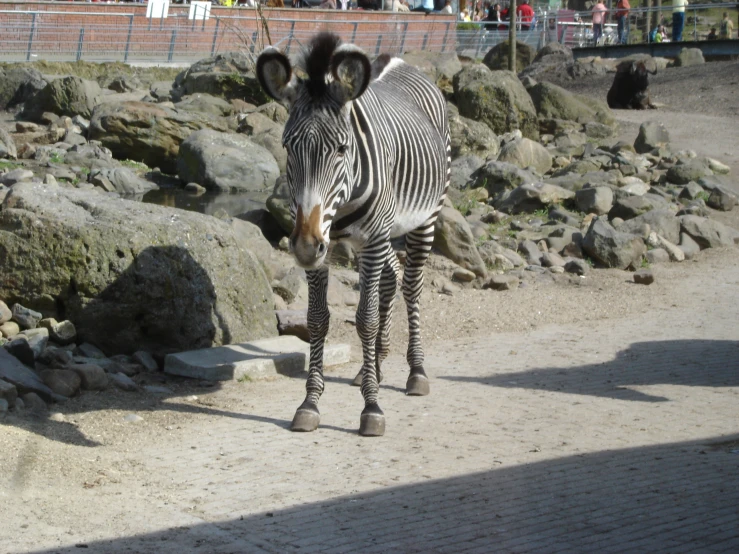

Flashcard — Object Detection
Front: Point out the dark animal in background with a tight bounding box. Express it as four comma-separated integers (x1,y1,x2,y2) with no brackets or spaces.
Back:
607,61,657,110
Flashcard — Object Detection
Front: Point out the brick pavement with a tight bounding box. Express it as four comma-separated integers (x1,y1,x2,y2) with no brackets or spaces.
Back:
22,266,739,553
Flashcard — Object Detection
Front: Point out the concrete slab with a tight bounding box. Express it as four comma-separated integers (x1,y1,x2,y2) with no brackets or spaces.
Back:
163,336,351,381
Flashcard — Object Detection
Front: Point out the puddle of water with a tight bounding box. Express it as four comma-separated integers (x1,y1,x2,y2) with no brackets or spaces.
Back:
142,187,271,218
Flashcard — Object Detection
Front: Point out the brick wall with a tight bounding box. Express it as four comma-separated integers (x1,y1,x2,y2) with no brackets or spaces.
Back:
0,1,457,63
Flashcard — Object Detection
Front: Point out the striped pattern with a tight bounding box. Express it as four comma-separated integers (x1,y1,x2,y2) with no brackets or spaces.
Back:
283,40,450,428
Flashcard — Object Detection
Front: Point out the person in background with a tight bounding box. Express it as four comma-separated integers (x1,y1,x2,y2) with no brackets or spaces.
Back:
485,2,502,29
440,0,453,14
516,0,535,30
392,0,410,11
719,11,734,38
412,0,434,13
320,0,336,8
707,27,718,40
672,0,688,42
591,1,608,45
615,0,630,44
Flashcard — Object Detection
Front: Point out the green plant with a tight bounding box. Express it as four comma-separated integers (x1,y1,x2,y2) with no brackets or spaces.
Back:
0,161,20,171
695,191,710,203
237,374,253,383
121,159,148,170
640,257,651,269
49,152,64,164
531,208,549,220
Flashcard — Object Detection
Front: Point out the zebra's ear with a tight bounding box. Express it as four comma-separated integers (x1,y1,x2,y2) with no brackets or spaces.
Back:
256,47,297,104
330,45,372,104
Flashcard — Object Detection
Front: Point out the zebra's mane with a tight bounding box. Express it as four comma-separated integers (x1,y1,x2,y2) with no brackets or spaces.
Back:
295,32,342,98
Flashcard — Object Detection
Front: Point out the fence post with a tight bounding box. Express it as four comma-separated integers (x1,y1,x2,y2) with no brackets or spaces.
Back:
210,18,221,57
124,14,134,63
375,35,383,56
351,22,358,45
693,7,697,40
168,29,177,63
442,21,451,54
421,33,429,51
286,21,296,54
26,12,37,62
399,22,409,53
76,28,85,62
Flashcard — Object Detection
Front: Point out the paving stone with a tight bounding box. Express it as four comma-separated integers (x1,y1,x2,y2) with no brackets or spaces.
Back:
164,336,352,381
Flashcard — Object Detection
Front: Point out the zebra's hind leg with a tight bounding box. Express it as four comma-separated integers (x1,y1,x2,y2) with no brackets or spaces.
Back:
351,253,400,388
355,240,389,436
291,266,330,432
403,223,435,396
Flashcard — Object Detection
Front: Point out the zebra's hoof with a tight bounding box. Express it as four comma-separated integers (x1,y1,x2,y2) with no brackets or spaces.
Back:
291,402,320,432
406,370,430,396
359,404,385,437
351,368,384,387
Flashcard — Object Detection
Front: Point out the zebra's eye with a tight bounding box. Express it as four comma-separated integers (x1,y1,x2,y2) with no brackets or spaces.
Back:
337,145,348,156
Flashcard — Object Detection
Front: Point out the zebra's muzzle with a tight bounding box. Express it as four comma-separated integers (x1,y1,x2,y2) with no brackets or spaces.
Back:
290,204,328,268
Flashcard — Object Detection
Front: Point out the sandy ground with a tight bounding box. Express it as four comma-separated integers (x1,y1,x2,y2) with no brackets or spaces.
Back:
1,60,738,553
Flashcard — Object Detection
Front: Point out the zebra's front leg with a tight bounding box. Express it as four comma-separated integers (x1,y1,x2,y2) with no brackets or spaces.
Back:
403,224,435,396
351,253,399,388
355,242,387,436
291,266,330,432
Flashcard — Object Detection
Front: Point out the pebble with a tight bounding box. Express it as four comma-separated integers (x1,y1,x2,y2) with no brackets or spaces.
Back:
123,414,143,423
633,269,655,285
49,412,66,422
185,395,198,402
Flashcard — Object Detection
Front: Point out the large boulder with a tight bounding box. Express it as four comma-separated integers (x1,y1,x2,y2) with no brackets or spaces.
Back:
174,93,234,117
177,129,279,192
469,160,538,196
433,205,487,277
519,42,574,81
497,137,552,174
483,40,536,73
634,121,670,154
88,101,230,174
666,160,712,185
402,51,462,94
22,76,102,122
495,183,574,214
679,215,739,249
582,217,646,269
237,111,286,172
0,183,277,356
673,48,704,67
528,82,616,129
0,67,47,110
172,52,271,104
453,65,539,140
448,107,500,160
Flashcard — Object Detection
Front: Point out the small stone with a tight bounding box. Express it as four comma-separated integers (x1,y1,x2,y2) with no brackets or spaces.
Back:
109,372,138,392
656,235,685,262
564,259,589,276
707,189,736,212
21,392,48,414
646,248,670,264
49,412,66,422
40,369,82,397
70,363,108,390
132,351,159,372
0,301,11,325
43,174,58,186
76,342,106,359
549,266,565,274
10,304,42,330
482,275,519,291
452,268,476,282
0,321,21,338
705,158,730,175
185,395,198,402
278,236,290,251
633,269,655,285
541,252,566,268
24,327,49,358
38,345,74,367
124,414,143,423
679,182,704,200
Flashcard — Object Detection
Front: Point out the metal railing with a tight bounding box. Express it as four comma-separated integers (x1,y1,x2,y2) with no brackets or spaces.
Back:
0,3,736,64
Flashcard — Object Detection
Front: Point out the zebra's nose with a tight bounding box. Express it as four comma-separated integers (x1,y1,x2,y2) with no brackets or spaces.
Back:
316,241,327,258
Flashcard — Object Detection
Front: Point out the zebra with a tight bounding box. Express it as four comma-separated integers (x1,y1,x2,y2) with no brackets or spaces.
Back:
256,32,450,436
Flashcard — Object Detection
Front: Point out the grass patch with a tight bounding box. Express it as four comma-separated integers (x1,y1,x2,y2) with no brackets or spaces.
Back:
695,191,710,203
121,159,149,171
0,161,20,171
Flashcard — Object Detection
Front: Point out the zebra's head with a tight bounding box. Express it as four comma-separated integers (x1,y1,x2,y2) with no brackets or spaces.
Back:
257,33,371,269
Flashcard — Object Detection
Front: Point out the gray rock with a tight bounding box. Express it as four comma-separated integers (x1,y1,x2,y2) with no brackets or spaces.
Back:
40,369,82,397
175,93,234,117
633,269,655,285
109,372,139,391
237,111,286,171
76,342,107,359
678,232,701,260
674,48,704,67
23,76,102,122
38,345,74,367
70,363,108,390
450,155,485,190
0,128,17,160
707,189,735,211
634,121,670,154
5,337,35,366
679,181,704,200
21,392,48,414
609,194,668,220
483,39,536,72
575,186,613,215
89,167,157,195
619,210,681,245
177,129,279,193
541,252,566,268
433,206,487,277
582,218,647,270
273,267,308,305
0,183,276,356
275,309,309,342
63,143,119,171
402,50,463,89
667,160,712,185
0,398,8,413
518,240,542,265
0,301,12,325
482,274,519,291
133,351,159,372
24,327,49,359
495,183,574,214
528,82,616,131
679,215,739,249
0,321,21,339
646,248,670,264
497,138,552,175
470,161,538,196
0,66,47,110
449,111,500,161
0,169,34,186
0,379,18,408
107,75,141,93
0,349,60,402
453,65,539,139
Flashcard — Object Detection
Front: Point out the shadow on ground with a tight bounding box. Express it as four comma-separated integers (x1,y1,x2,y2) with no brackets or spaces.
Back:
441,339,739,402
27,433,739,554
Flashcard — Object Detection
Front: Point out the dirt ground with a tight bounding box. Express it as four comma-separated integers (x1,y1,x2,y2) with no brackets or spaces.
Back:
1,59,738,553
